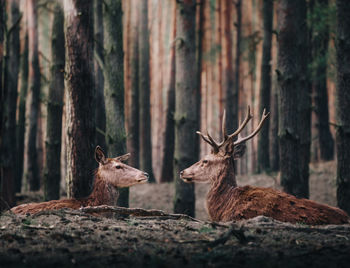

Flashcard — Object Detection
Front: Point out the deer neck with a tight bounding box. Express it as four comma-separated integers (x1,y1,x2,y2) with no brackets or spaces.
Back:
207,157,237,220
86,174,120,206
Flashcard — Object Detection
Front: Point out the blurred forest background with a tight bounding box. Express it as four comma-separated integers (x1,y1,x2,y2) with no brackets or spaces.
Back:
0,0,349,217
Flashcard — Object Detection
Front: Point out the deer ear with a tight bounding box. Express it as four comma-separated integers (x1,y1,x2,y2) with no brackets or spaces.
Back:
95,146,106,165
115,153,130,163
233,144,246,159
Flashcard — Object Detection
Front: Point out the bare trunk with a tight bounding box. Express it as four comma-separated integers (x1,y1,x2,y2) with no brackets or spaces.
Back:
336,0,350,215
23,0,41,191
277,0,304,198
44,4,65,201
0,0,4,210
257,0,273,172
103,0,128,206
138,0,155,182
16,31,28,193
1,0,20,209
312,0,334,161
174,0,197,217
65,0,95,199
94,0,106,150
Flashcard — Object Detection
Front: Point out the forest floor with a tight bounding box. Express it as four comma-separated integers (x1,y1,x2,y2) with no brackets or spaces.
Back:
1,161,350,268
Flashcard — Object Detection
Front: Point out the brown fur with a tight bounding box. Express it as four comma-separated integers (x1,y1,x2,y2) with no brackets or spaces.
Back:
11,147,148,215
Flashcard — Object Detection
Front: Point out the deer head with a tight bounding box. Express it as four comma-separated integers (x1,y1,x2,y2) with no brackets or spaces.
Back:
180,106,270,184
95,146,149,187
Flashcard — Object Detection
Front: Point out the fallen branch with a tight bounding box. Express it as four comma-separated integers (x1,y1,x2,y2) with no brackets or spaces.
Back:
208,224,247,246
79,205,202,223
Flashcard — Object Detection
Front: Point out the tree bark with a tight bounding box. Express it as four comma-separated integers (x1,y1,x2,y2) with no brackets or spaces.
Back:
138,0,155,183
103,0,128,206
23,0,41,191
174,0,197,217
336,0,350,215
1,0,20,209
16,31,28,193
297,0,311,199
65,0,95,199
94,0,106,151
0,0,5,210
312,0,334,161
257,0,273,172
44,4,65,201
277,0,305,198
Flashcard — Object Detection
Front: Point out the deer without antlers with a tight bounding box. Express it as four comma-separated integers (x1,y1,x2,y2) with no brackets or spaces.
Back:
181,107,349,225
11,146,149,215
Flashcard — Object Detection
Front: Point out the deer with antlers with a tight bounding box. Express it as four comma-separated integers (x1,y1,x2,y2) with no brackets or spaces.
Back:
180,107,349,225
11,146,149,215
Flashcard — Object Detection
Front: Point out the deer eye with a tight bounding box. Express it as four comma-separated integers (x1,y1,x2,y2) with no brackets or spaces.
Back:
115,165,122,169
203,160,208,164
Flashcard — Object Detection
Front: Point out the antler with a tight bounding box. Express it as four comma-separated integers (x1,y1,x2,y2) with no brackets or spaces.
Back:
197,106,270,155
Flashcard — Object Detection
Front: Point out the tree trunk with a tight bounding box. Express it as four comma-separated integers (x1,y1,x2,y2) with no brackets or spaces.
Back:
94,0,106,150
0,0,5,210
138,0,155,183
1,0,20,209
297,0,311,199
65,0,95,199
16,31,28,193
126,3,139,170
336,0,350,215
160,44,175,182
23,0,41,191
270,82,280,171
44,4,65,201
277,0,304,198
257,0,273,172
103,0,128,207
226,0,242,135
312,0,334,161
173,0,197,217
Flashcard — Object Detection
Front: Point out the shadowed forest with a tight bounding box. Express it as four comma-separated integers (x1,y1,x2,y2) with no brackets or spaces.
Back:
1,0,350,267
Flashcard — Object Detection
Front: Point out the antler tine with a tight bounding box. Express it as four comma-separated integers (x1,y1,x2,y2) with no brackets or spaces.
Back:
196,131,212,145
222,109,228,140
233,108,270,146
228,105,253,139
196,131,220,153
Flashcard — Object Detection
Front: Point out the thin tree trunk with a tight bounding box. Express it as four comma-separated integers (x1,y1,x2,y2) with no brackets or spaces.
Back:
103,0,128,207
44,4,65,201
174,0,197,217
257,0,273,172
312,0,334,161
23,0,41,191
336,0,350,215
65,0,95,199
270,81,279,171
160,44,175,182
126,4,139,170
0,0,5,210
1,0,20,209
16,31,28,193
138,0,155,182
227,0,242,135
297,0,311,199
94,0,106,150
277,0,304,198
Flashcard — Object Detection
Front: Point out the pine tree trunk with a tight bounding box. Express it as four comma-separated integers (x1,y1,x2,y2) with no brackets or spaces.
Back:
277,0,304,198
65,0,95,199
94,0,106,150
173,0,197,217
336,0,350,215
297,0,310,199
44,4,65,201
138,0,155,182
16,32,28,193
270,83,279,171
0,0,5,210
257,0,273,172
312,0,334,161
23,0,41,191
103,0,128,206
1,0,20,209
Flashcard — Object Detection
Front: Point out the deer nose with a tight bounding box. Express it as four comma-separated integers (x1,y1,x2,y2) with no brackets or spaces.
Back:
144,172,149,178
